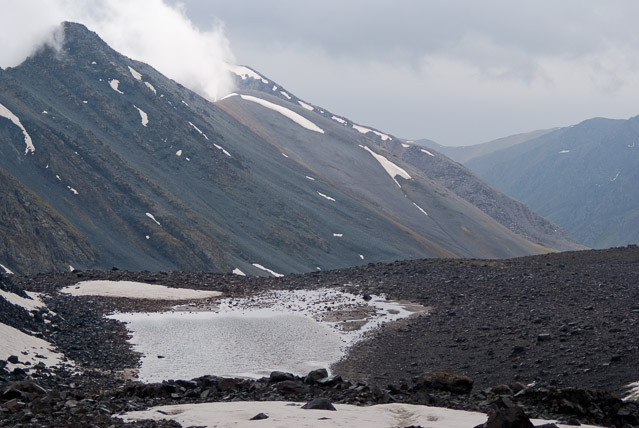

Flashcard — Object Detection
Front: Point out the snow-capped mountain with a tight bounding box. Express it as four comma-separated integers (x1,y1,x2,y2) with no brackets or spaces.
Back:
0,22,572,275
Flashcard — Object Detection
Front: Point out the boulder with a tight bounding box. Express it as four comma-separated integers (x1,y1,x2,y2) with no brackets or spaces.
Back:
269,371,295,383
276,380,310,395
301,398,337,411
305,368,329,384
475,398,535,428
413,371,474,395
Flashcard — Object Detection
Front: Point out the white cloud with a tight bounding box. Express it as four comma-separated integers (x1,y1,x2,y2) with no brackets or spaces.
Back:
0,0,235,101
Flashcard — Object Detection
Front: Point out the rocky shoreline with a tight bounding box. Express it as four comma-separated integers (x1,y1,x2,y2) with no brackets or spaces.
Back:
2,246,639,426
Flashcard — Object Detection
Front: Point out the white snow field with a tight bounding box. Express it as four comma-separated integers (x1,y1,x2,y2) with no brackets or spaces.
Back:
0,323,66,369
0,102,35,154
60,280,222,300
109,79,124,94
361,145,411,188
0,289,45,312
122,401,604,428
240,95,325,134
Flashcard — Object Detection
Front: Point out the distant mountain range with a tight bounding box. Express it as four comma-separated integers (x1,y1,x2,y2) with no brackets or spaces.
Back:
435,117,639,248
0,22,581,275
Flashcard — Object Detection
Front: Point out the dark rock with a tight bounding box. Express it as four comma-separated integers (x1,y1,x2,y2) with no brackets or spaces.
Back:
305,368,329,384
480,398,535,428
269,371,295,383
537,334,552,342
7,355,19,364
492,384,514,396
250,412,268,420
317,375,343,387
276,380,310,395
301,398,337,411
413,371,474,395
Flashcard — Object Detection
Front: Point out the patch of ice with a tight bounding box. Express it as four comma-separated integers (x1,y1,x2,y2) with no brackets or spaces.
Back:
0,263,14,275
60,280,222,300
240,95,325,134
281,152,289,158
225,64,269,84
232,268,246,276
559,150,570,154
420,149,435,157
188,121,209,140
109,79,124,94
280,91,291,100
133,105,149,127
298,101,314,111
362,145,412,188
144,81,157,94
145,212,161,226
176,149,182,157
0,322,66,368
305,176,315,181
0,103,35,154
213,144,232,157
318,192,336,202
128,66,142,81
332,115,347,125
333,233,343,237
123,401,604,428
352,124,392,141
413,202,429,217
67,186,79,195
251,263,284,278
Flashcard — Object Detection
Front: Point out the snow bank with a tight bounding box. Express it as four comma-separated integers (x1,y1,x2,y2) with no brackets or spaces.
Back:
0,263,14,275
145,212,161,226
128,66,142,81
421,148,435,157
133,105,148,127
361,145,411,188
352,124,392,141
109,79,124,94
252,263,284,278
225,64,269,84
298,101,314,111
240,95,324,134
318,192,336,202
413,202,429,217
0,322,65,368
0,102,35,154
60,280,222,300
232,268,246,276
188,121,209,140
123,401,603,428
144,81,157,94
0,289,45,312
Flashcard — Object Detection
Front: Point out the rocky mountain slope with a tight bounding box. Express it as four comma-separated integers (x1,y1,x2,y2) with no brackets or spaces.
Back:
0,22,566,275
466,116,639,248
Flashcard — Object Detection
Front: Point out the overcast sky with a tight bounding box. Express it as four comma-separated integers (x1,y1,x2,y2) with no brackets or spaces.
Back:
2,1,639,146
171,0,639,146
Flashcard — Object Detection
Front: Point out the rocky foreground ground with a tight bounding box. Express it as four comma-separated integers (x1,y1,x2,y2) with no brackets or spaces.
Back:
1,246,639,426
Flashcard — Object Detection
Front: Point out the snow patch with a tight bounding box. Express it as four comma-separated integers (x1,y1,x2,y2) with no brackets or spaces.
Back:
281,152,289,158
144,81,157,94
333,233,343,237
413,202,429,217
280,91,291,100
109,79,124,94
318,192,336,202
182,100,189,106
123,401,604,428
332,115,347,125
225,64,269,84
402,143,410,148
625,381,639,401
67,186,79,195
305,176,316,181
0,263,14,275
252,263,284,278
176,149,182,157
128,66,142,81
559,150,570,154
145,235,150,240
362,146,412,188
420,149,435,157
352,124,392,141
232,268,246,276
188,122,209,140
0,289,44,312
298,101,314,111
220,92,237,100
214,144,232,157
60,280,222,300
272,85,278,91
359,254,365,260
0,322,66,369
240,95,324,134
0,102,35,154
133,105,149,127
610,171,620,182
145,212,161,226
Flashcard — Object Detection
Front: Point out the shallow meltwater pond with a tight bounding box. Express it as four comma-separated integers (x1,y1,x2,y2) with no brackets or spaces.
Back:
112,309,344,382
110,288,428,383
